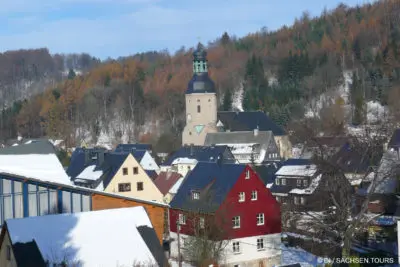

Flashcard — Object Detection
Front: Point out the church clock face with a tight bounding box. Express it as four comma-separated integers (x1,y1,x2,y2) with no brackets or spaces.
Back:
187,114,192,122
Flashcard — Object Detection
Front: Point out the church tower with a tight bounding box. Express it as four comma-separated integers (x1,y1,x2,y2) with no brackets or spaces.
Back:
182,43,218,146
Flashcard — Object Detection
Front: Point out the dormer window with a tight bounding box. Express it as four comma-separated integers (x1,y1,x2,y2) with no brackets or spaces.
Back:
297,179,301,186
303,179,308,187
281,178,286,185
276,179,280,185
192,191,200,200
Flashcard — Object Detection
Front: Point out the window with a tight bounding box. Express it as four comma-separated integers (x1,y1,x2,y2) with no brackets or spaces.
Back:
276,196,281,202
192,191,200,200
294,196,300,205
297,179,301,186
137,182,144,191
256,213,265,225
197,105,201,113
133,167,138,174
303,179,308,187
232,216,240,228
251,190,257,201
281,178,286,185
275,179,280,185
238,192,245,202
122,168,128,175
82,195,91,212
245,170,250,179
232,241,240,254
118,183,131,192
6,245,11,260
301,197,306,205
200,217,205,229
179,213,186,225
257,238,265,250
72,193,81,213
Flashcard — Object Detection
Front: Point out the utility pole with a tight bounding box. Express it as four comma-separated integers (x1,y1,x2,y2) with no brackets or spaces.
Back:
177,219,182,267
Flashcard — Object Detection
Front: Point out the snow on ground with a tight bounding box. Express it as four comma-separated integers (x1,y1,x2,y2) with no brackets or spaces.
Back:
0,154,72,185
76,165,103,181
232,82,244,112
7,206,157,266
168,260,195,267
280,244,320,267
366,100,387,123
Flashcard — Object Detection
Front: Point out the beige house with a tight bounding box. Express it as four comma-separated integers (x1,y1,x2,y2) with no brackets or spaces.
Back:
104,154,164,203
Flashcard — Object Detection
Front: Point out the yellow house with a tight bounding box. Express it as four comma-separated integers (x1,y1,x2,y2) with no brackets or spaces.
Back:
103,154,164,203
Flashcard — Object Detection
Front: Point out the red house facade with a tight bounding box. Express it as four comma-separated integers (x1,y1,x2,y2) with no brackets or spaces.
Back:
169,163,281,267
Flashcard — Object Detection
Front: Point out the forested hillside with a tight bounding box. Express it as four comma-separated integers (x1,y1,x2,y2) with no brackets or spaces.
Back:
1,0,400,152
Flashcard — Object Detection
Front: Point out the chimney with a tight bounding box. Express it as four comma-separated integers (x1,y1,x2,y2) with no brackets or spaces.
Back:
84,149,90,165
254,126,259,136
190,144,194,156
98,151,105,165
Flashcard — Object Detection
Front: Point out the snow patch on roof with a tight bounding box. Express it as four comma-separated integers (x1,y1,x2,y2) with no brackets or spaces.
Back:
76,165,103,181
276,165,317,177
169,177,184,194
172,157,198,165
219,143,257,154
0,154,72,185
6,207,156,266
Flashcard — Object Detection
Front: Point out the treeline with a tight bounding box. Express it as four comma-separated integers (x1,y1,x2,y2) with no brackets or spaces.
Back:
1,0,400,152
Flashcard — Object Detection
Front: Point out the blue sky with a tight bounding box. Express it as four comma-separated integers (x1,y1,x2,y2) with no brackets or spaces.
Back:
0,0,374,59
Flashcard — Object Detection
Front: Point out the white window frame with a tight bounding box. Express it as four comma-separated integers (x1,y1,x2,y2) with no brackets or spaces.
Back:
257,238,265,250
179,213,186,225
251,190,257,201
232,241,240,254
276,196,281,202
301,197,306,205
303,179,308,187
238,192,245,202
276,179,280,185
294,196,300,205
297,179,301,186
245,170,250,179
281,178,286,185
192,191,200,200
199,217,205,229
232,216,240,229
256,213,265,226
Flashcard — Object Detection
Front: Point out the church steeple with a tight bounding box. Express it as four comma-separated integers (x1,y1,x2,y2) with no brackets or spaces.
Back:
186,43,215,94
192,43,208,74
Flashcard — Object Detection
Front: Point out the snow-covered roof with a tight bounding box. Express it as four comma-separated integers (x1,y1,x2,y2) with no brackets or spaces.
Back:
76,165,103,181
171,157,198,165
290,174,322,195
169,177,184,194
276,165,317,177
6,207,159,266
0,141,72,185
220,143,258,154
0,154,71,185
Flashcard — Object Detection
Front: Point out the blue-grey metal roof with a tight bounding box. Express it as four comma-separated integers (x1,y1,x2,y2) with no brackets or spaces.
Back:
388,129,400,149
115,144,152,152
254,162,282,185
169,162,246,213
162,145,235,166
217,111,286,136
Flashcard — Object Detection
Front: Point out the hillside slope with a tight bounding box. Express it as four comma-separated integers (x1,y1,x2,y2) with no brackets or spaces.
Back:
2,0,400,151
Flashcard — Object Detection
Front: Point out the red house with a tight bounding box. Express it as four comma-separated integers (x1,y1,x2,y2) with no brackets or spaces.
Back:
169,162,281,267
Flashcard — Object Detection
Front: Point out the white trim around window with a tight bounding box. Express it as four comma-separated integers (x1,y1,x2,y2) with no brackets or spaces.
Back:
251,190,257,201
256,213,265,226
238,192,245,202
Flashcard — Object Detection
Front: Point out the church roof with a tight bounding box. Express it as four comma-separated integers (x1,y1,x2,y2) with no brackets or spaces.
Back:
186,73,216,94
